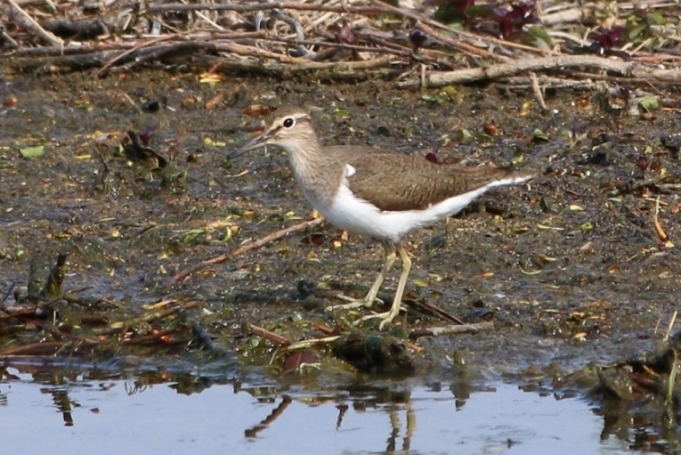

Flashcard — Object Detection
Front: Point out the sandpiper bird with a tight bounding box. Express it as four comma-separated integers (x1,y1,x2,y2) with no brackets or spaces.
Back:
228,106,533,329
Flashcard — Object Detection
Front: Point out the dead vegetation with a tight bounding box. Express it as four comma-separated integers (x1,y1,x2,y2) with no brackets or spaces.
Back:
3,0,681,92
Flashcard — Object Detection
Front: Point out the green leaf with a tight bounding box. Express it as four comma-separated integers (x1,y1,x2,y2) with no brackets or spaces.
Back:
533,129,549,142
527,26,553,48
433,4,466,24
639,96,659,111
412,278,429,288
441,86,458,102
183,229,205,243
519,267,542,276
647,12,666,25
472,131,493,143
628,24,647,41
580,222,594,233
422,94,444,104
20,145,45,158
466,5,493,19
458,129,473,141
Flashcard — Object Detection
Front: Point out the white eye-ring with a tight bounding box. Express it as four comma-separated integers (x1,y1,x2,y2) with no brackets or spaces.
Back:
283,117,295,128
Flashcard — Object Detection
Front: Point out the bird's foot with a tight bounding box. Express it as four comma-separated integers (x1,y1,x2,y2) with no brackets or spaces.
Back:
356,305,405,330
325,293,383,312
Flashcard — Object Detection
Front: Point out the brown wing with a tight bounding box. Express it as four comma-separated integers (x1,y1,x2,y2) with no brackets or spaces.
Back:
337,150,530,211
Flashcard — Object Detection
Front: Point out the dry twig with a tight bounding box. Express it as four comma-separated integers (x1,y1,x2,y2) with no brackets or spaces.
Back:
398,55,681,89
409,321,495,340
169,217,324,285
7,0,63,47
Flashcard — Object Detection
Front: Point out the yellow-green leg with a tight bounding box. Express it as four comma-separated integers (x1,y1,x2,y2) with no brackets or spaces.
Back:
360,241,411,330
327,241,396,310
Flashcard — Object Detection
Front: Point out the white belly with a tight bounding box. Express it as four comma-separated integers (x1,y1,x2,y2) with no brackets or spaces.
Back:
316,184,492,242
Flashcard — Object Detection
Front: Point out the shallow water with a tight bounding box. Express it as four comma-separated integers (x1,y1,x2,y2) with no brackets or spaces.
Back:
2,366,632,455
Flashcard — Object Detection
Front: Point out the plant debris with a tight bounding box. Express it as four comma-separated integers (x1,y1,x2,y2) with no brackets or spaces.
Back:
3,0,681,89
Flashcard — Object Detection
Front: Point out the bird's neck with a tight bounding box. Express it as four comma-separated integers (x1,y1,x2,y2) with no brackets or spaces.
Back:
280,138,344,209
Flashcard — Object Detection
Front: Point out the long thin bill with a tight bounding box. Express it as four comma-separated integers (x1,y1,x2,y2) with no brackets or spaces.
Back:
226,132,271,159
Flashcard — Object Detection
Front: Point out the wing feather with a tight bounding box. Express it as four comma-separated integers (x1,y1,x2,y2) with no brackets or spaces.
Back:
326,147,530,211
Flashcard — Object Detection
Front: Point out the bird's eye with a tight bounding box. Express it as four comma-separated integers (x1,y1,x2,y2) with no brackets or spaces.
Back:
283,118,294,128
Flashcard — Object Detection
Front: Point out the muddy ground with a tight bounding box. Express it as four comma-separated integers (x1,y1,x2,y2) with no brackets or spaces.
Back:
0,69,680,379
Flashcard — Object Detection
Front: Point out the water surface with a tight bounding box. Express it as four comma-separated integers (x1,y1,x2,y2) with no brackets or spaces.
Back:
2,366,628,455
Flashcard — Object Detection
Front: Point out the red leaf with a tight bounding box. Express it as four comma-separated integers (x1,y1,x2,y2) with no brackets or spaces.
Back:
282,350,319,374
